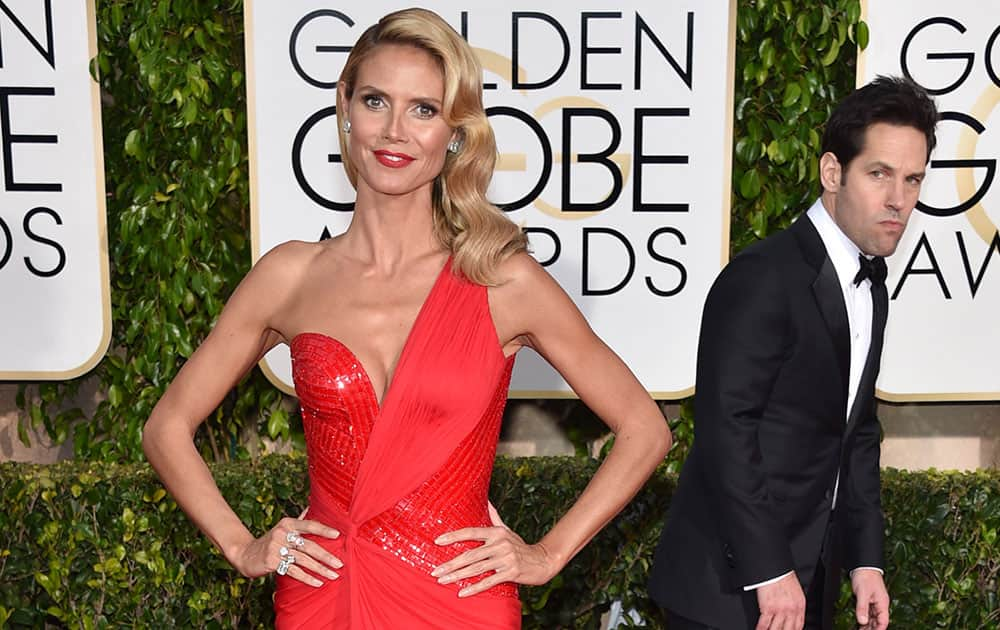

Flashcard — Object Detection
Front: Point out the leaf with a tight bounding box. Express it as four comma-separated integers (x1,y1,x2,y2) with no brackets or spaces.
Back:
108,384,123,408
782,83,802,108
857,21,870,50
846,0,862,23
766,139,785,163
17,419,31,447
795,14,810,38
819,6,832,36
739,169,762,199
124,130,142,158
821,37,842,66
267,407,289,440
758,38,776,69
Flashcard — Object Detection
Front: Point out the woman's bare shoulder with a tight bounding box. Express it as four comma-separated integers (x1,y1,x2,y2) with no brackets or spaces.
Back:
492,251,561,295
249,239,329,284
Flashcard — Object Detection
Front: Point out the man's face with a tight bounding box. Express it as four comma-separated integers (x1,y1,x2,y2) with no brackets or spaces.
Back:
822,122,928,257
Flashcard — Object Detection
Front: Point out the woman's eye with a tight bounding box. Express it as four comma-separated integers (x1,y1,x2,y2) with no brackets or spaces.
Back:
415,103,437,118
363,95,384,108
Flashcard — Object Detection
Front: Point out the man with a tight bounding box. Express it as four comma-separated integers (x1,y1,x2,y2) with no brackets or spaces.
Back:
648,76,938,630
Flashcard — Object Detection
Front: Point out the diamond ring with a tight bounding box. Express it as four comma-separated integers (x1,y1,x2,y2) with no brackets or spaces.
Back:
276,548,296,576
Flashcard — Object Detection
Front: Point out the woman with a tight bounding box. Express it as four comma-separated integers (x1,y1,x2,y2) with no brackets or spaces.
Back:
143,8,671,629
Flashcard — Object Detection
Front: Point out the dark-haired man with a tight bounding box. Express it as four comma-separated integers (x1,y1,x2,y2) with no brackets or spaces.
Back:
648,76,938,630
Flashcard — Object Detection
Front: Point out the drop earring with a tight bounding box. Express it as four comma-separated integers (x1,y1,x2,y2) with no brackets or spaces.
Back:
342,120,351,134
447,139,461,154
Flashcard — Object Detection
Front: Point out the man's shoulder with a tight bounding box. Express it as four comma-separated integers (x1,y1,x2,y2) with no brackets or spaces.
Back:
723,221,800,275
710,217,819,299
737,216,810,260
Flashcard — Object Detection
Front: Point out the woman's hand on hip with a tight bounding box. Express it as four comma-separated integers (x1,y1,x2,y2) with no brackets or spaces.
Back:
230,516,342,587
431,503,560,597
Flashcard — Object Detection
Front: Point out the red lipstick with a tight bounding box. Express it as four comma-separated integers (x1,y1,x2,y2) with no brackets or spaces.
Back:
374,149,415,168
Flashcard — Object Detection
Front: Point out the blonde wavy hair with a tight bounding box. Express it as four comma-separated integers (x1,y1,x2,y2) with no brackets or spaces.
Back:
336,8,528,285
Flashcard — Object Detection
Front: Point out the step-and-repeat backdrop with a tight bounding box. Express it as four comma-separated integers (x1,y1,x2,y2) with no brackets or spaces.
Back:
0,0,110,380
245,1,736,397
861,1,1000,400
9,1,997,402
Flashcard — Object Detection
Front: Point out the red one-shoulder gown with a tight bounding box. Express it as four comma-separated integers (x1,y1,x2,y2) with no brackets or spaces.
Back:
274,258,521,628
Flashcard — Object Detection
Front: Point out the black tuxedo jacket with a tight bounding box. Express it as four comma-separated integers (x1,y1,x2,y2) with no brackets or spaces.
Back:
648,214,887,628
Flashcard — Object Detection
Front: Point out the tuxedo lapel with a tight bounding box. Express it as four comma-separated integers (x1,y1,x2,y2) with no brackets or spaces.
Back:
812,258,851,397
793,217,851,400
845,281,888,434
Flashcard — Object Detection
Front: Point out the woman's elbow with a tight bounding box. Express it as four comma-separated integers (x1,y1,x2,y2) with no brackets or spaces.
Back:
651,419,673,462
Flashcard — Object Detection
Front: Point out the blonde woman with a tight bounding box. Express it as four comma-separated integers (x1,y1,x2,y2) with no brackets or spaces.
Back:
143,8,670,629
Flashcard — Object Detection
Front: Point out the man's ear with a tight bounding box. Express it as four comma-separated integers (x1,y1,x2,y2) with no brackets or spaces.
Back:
819,152,842,193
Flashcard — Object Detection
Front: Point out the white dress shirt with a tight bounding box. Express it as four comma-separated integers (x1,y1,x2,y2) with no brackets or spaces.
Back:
744,199,881,591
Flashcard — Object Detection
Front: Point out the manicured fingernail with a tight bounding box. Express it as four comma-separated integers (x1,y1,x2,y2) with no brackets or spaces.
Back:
430,567,442,577
330,529,340,539
311,578,323,588
458,588,470,598
434,535,447,545
327,570,339,579
330,558,343,569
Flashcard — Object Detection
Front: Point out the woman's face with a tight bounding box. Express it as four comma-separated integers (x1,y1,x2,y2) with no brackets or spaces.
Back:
341,44,455,201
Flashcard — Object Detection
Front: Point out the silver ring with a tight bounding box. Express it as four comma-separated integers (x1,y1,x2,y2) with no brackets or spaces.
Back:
286,531,306,549
275,548,296,576
276,557,291,576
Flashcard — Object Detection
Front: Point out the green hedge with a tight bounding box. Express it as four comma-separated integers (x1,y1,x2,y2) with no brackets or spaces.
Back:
2,458,998,628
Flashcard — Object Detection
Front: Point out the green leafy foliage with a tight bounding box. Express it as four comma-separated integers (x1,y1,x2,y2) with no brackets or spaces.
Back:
732,0,866,253
3,460,998,628
16,1,287,461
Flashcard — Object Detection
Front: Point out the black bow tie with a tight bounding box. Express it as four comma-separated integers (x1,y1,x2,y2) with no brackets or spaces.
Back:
853,254,887,287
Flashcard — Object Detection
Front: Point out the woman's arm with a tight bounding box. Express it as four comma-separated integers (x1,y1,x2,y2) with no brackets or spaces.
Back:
432,252,672,595
142,243,341,585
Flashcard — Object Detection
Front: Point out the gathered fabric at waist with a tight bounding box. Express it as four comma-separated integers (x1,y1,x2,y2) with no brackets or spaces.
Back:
304,485,516,599
274,486,520,630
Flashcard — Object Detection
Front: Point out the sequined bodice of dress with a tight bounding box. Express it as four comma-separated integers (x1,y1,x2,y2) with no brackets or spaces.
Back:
290,333,516,598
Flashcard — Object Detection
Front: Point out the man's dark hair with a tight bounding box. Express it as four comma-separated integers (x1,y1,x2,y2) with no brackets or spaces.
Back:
821,75,938,172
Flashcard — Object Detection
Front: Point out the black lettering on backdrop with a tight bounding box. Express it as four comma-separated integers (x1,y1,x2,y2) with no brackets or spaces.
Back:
957,230,1000,298
289,9,353,89
900,17,1000,94
919,112,996,217
0,0,55,69
486,105,553,212
22,206,64,277
523,227,560,266
634,108,690,212
581,12,622,90
646,227,687,296
986,24,1000,88
635,11,693,90
892,232,952,299
274,7,707,300
561,108,622,211
901,17,973,95
512,12,569,90
291,105,352,211
460,12,496,90
582,227,634,296
0,87,61,192
0,213,11,269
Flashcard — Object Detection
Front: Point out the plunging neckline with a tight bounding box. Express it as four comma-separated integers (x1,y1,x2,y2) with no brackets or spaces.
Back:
290,256,452,411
